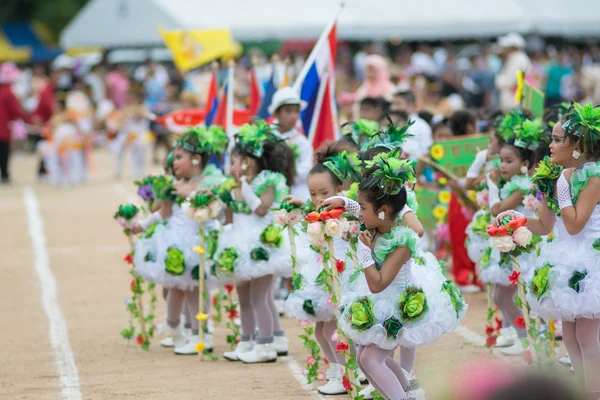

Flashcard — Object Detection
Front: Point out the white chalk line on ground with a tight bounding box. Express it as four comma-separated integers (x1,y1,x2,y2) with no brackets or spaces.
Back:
23,186,82,400
280,356,328,399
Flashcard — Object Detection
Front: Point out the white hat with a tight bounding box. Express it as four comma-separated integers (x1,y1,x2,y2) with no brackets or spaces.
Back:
268,87,307,115
497,33,526,49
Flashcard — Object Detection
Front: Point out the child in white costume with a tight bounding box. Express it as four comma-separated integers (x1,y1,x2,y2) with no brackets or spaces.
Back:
212,121,298,364
500,103,600,398
130,127,227,355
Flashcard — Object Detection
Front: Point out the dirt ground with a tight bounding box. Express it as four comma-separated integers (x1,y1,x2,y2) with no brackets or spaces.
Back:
0,150,572,400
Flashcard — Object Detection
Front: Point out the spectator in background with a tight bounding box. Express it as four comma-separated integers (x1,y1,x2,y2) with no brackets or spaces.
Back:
352,42,375,83
495,33,531,111
358,96,387,122
84,63,106,106
105,64,130,109
355,54,396,101
545,51,574,106
391,89,433,157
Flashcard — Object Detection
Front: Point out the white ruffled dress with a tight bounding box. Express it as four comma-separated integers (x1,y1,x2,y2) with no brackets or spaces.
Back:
337,226,467,350
211,170,296,283
479,175,536,286
527,162,600,321
134,166,225,291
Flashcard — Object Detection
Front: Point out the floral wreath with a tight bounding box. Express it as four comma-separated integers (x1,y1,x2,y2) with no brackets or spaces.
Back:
234,119,283,158
366,114,414,152
562,102,600,153
362,150,416,196
323,151,363,182
514,118,545,150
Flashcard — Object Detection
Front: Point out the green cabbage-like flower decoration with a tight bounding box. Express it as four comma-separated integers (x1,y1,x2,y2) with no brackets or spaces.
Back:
348,297,375,332
250,247,269,261
593,238,600,251
442,280,465,317
383,317,403,339
531,156,562,216
399,287,428,323
151,175,185,204
113,203,139,221
414,256,425,266
323,151,363,182
471,212,492,239
362,150,416,196
563,102,600,154
568,270,587,293
260,224,284,248
214,247,238,276
303,299,316,316
143,221,164,239
529,264,552,300
164,247,186,276
235,119,283,158
514,118,546,150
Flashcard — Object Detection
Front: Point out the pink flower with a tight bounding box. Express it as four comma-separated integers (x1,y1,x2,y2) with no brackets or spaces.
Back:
116,217,129,228
306,356,317,366
274,209,288,226
331,330,340,343
299,320,311,328
327,294,334,307
523,194,541,212
434,223,450,243
476,190,489,208
317,371,326,381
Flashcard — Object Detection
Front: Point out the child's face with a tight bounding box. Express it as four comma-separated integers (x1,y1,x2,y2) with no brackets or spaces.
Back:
359,105,380,122
308,172,341,205
433,126,453,141
229,153,244,181
172,147,198,179
549,123,578,167
275,104,300,132
488,130,501,155
357,190,380,229
499,146,527,181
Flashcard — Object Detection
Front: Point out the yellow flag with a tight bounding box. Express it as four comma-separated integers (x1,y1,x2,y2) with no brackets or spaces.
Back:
281,70,290,88
159,27,242,72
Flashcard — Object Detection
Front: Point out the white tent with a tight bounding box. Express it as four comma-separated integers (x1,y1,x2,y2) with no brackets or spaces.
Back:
60,0,600,49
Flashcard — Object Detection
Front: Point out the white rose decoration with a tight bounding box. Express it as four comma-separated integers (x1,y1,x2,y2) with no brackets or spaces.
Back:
492,236,516,252
193,208,210,223
325,219,342,238
287,209,303,226
307,222,324,246
182,203,195,219
338,219,350,236
513,226,532,247
274,209,288,226
208,201,223,219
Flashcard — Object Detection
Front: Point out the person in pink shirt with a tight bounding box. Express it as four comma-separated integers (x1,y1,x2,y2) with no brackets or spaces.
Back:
105,64,130,109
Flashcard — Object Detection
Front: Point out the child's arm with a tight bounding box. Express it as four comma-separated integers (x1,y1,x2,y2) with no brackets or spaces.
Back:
359,232,410,294
487,173,525,217
281,195,305,207
240,176,275,217
558,171,600,235
464,150,487,191
320,196,360,217
401,209,424,237
130,201,173,234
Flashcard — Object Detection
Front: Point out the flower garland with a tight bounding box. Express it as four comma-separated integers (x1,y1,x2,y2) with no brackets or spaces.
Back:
223,284,240,349
299,321,325,385
531,156,563,216
484,286,502,350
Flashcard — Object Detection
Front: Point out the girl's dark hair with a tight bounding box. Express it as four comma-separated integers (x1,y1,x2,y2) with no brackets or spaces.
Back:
359,146,387,162
533,141,551,166
309,141,355,186
232,140,297,187
562,119,600,161
358,177,407,217
502,139,535,167
449,110,476,136
432,118,450,135
338,134,360,152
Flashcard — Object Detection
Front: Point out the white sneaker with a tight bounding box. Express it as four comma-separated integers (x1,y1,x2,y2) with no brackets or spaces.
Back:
501,340,524,356
273,336,289,356
204,333,214,352
174,335,200,355
223,340,253,361
495,327,517,348
275,299,285,316
458,284,481,294
166,321,187,348
161,326,191,347
238,343,277,364
317,378,347,395
359,384,377,400
559,355,572,366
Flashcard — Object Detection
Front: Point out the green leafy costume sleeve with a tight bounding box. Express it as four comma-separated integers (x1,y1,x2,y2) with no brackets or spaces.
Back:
571,161,600,204
406,189,419,213
197,164,226,191
251,170,290,203
374,226,418,262
500,175,531,200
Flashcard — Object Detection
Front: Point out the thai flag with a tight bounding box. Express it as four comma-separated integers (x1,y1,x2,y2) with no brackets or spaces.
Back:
248,67,263,117
204,69,219,126
293,19,339,150
256,71,277,120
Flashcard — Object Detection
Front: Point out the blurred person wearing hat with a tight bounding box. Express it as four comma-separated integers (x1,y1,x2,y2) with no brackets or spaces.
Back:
0,62,32,184
495,33,531,111
391,88,433,158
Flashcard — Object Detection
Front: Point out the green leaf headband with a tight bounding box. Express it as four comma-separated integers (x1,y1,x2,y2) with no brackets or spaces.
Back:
563,102,600,153
176,127,218,155
496,110,526,142
342,119,380,150
235,119,283,158
367,115,415,151
362,150,416,196
165,150,175,172
514,118,545,150
205,125,230,155
322,151,363,182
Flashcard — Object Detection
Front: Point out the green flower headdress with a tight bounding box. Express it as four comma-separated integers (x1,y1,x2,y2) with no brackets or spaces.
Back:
362,150,416,196
165,150,175,173
562,102,600,153
367,115,414,151
322,151,363,182
235,119,283,158
176,125,229,156
205,125,230,155
342,119,380,150
496,110,526,142
514,118,545,150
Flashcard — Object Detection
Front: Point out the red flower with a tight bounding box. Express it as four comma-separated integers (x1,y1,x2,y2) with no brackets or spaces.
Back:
508,219,520,231
509,271,521,287
211,314,217,321
320,210,331,221
497,226,508,236
494,317,503,331
212,295,218,306
517,218,528,228
305,211,321,222
342,375,352,391
335,342,349,353
124,253,133,264
329,207,345,219
523,349,533,365
136,335,143,345
486,335,497,348
486,225,498,237
514,317,526,330
228,308,239,320
336,259,345,274
224,284,234,294
130,279,136,292
485,325,495,335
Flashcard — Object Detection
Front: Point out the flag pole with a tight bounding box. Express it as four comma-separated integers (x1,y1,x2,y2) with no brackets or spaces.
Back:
226,60,235,139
